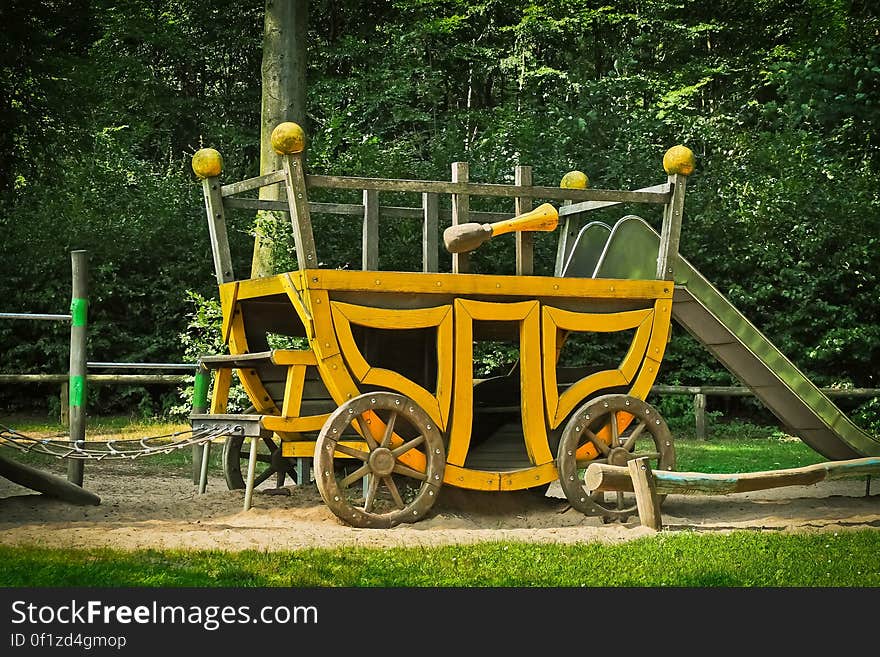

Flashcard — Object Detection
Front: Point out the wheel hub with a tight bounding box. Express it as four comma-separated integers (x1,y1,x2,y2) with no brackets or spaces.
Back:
368,447,396,476
608,446,632,467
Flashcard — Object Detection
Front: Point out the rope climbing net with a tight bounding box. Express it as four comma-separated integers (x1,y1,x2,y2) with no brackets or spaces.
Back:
0,423,239,461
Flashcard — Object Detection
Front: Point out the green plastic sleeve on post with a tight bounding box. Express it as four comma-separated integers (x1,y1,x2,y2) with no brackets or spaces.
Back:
69,375,87,408
70,298,88,327
193,370,210,410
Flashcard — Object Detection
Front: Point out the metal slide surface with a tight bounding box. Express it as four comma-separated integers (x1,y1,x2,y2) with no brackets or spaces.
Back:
586,215,879,460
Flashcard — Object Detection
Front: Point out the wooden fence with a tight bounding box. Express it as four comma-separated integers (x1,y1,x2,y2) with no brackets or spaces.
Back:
2,372,875,440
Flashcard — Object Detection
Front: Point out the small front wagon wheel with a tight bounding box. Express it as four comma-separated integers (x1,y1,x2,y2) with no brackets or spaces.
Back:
557,394,675,522
314,392,445,528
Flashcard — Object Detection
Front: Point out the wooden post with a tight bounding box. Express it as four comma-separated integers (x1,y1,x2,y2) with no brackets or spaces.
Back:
60,382,69,426
656,173,687,280
422,192,439,272
362,188,379,270
694,392,707,440
514,165,533,276
451,162,470,273
200,176,235,285
554,199,576,277
282,152,319,270
628,457,662,530
67,250,88,487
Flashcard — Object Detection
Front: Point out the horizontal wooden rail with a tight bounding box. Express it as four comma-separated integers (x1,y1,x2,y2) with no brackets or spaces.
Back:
305,174,672,204
585,457,880,496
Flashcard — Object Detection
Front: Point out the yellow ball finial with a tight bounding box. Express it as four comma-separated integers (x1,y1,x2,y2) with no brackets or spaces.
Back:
560,170,589,189
663,145,695,176
191,148,223,179
271,121,306,155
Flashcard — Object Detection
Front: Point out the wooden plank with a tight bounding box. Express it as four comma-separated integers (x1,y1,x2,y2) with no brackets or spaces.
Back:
656,174,687,280
281,365,307,417
629,457,662,530
451,162,470,274
227,199,513,225
282,153,319,270
200,177,235,284
514,165,533,276
558,182,672,217
220,170,287,197
0,454,100,506
306,174,672,203
362,188,379,271
422,192,439,273
308,270,672,299
585,456,880,495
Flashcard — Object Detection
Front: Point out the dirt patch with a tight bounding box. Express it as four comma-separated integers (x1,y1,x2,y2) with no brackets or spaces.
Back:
1,464,878,551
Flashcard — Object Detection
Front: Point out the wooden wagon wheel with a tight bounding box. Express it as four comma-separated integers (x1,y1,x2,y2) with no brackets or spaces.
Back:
314,392,445,528
222,434,298,490
556,394,675,522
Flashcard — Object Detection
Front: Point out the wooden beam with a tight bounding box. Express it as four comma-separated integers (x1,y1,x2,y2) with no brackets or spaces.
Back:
628,457,662,530
656,173,687,280
585,456,880,496
282,153,318,270
0,453,100,505
451,162,470,274
422,192,439,273
514,165,533,276
200,177,235,284
362,188,379,270
306,174,672,203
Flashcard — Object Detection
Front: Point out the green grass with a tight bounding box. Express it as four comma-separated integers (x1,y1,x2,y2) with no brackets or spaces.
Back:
1,415,876,588
1,531,878,587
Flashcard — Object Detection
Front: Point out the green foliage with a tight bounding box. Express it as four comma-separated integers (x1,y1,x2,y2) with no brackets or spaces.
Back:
168,291,249,419
1,0,877,423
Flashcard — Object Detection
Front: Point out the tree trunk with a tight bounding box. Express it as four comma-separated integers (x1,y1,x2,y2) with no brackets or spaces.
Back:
251,0,309,278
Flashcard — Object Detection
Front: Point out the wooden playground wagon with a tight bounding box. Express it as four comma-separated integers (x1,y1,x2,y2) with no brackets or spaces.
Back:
188,122,695,528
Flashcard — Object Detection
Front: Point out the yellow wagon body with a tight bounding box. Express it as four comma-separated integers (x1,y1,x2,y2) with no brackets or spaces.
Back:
191,123,689,526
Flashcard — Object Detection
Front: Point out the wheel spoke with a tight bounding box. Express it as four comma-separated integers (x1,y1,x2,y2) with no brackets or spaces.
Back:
392,462,427,481
631,450,661,461
355,415,379,451
622,421,647,451
253,467,275,488
334,443,369,461
616,491,625,509
391,434,425,457
383,476,405,509
340,463,371,489
577,456,607,468
261,436,278,452
584,428,610,456
380,411,397,448
610,413,620,446
363,475,380,513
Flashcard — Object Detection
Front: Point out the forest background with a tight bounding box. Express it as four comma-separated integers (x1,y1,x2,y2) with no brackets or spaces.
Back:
0,0,877,430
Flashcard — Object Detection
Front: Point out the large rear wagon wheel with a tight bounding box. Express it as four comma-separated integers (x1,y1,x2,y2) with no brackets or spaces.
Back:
314,392,445,528
556,394,675,523
222,434,298,490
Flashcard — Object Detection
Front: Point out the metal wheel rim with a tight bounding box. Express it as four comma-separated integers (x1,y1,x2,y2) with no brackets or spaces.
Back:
314,392,445,528
556,394,675,521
